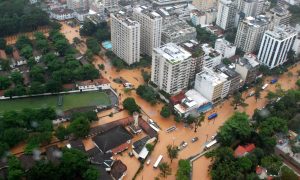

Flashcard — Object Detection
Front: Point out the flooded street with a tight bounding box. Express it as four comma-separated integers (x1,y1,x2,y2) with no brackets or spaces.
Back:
93,52,300,180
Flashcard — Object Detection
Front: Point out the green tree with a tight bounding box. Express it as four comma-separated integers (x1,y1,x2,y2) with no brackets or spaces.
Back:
160,105,171,118
194,113,205,133
73,37,81,45
86,38,100,54
141,70,150,83
30,65,45,83
29,81,45,94
176,160,191,180
0,59,10,70
296,79,300,88
83,166,99,180
0,38,7,49
123,97,140,114
2,128,28,147
167,145,179,163
158,162,172,178
68,117,90,138
218,112,252,146
146,143,154,152
16,35,32,50
55,125,70,140
54,39,69,56
254,86,261,102
0,142,9,158
0,76,11,90
10,71,23,85
261,155,282,175
45,80,62,93
136,85,158,104
20,45,33,59
237,157,252,172
281,166,298,180
7,156,24,180
231,92,248,109
36,39,49,54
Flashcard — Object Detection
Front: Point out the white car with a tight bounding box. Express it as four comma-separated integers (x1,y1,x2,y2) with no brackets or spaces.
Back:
178,141,188,150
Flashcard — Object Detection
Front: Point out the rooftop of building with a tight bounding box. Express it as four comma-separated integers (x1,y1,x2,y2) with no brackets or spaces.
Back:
237,53,260,69
133,135,151,155
191,9,205,16
154,43,192,64
162,17,196,37
265,25,297,40
215,63,240,79
112,12,140,26
197,67,228,86
220,0,234,5
134,6,162,19
270,5,290,16
243,15,271,27
202,44,221,58
215,38,235,48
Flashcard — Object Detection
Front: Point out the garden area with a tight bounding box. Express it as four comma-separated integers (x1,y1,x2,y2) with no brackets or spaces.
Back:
0,91,111,113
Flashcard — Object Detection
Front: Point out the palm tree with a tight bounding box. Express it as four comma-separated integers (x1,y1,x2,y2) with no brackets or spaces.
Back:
159,162,172,178
167,145,179,163
194,113,205,132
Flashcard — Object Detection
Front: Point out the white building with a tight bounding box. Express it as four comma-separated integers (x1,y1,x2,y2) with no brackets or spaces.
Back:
103,0,119,11
190,9,217,27
216,0,236,30
89,0,105,14
258,26,297,69
194,67,229,103
235,15,272,53
201,44,222,69
76,78,111,90
237,0,265,17
133,7,162,56
50,8,75,21
111,12,141,65
215,38,236,58
67,0,89,11
151,43,193,95
267,6,291,27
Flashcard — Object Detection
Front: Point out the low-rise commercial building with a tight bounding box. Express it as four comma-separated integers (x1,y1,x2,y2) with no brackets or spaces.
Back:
50,8,75,20
235,53,260,85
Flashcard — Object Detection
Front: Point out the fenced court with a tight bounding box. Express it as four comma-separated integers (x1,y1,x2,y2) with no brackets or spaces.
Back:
0,91,111,113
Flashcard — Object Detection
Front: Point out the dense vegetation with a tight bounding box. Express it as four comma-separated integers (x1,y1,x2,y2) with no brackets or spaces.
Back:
0,30,99,97
195,26,217,45
0,108,56,157
0,0,49,37
80,20,110,42
7,148,99,180
136,85,158,105
288,5,300,25
176,160,191,180
123,97,140,114
207,89,300,179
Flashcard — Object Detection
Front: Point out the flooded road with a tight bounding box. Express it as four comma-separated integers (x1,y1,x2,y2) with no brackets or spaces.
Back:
93,53,300,180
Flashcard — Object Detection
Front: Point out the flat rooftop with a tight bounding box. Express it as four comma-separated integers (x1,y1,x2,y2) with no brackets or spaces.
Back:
134,6,162,19
243,15,271,27
265,26,297,40
112,12,139,26
154,43,191,63
197,67,228,86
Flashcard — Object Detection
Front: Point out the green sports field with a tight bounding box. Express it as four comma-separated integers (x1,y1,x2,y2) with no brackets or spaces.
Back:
0,91,111,113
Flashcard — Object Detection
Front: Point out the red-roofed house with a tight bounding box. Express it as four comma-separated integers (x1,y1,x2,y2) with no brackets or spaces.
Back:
256,166,267,179
77,78,110,90
234,144,256,157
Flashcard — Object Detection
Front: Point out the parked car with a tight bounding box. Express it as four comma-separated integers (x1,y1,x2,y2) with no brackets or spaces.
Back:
191,137,199,143
178,141,188,150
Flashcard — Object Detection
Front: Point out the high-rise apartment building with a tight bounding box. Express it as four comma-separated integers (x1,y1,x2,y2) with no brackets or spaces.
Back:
237,0,264,17
151,43,193,95
267,6,291,27
235,15,272,53
258,26,297,69
133,7,162,56
216,0,236,30
192,0,216,10
67,0,89,11
103,0,119,11
111,13,141,65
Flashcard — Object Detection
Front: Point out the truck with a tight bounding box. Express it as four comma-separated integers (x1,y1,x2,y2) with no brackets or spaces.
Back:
153,155,163,168
270,79,278,84
208,113,218,120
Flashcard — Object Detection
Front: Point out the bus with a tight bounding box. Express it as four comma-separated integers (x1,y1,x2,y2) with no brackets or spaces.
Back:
204,139,218,150
208,113,218,120
153,155,163,168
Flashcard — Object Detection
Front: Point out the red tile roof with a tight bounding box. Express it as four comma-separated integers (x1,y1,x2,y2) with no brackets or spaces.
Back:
234,144,256,157
78,78,110,86
256,166,263,175
63,83,76,90
111,160,127,180
170,91,185,105
138,118,157,138
12,49,20,61
111,142,130,154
